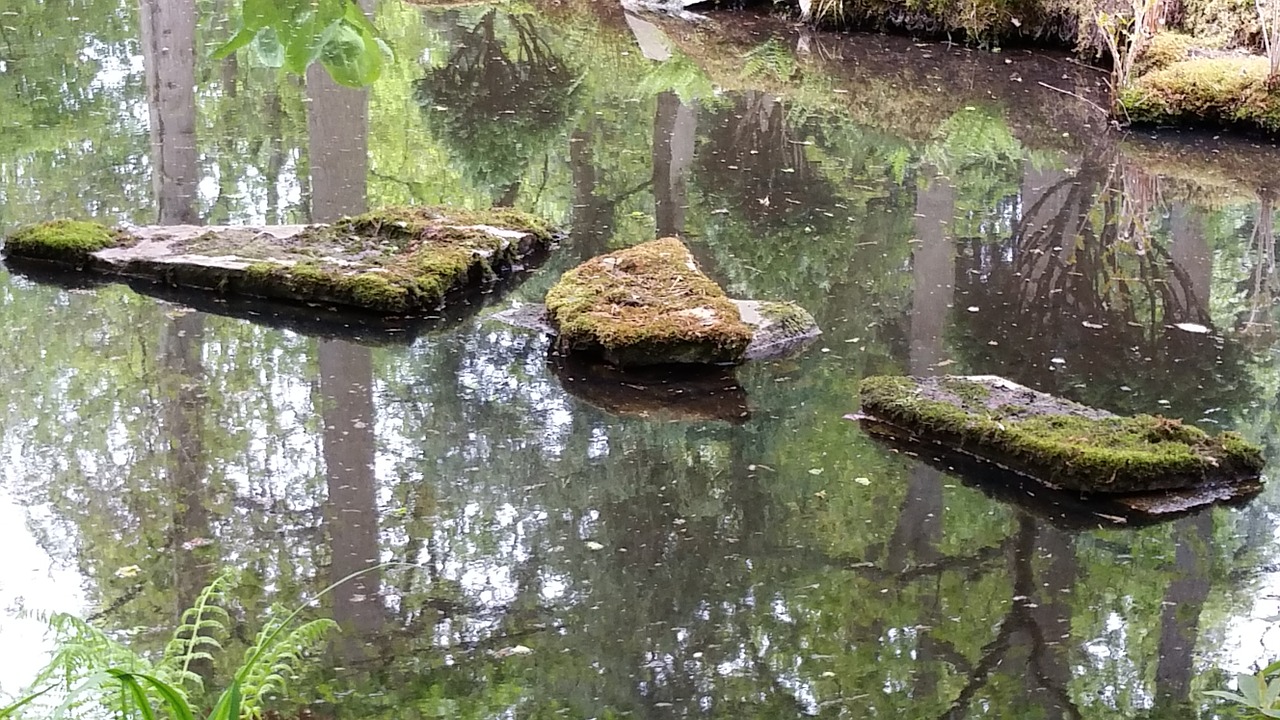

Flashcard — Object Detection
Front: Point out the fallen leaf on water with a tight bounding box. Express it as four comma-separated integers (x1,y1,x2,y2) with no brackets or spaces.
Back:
585,541,605,551
808,468,824,476
854,477,871,485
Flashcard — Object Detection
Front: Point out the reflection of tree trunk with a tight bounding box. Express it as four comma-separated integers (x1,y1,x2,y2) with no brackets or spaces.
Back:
569,128,611,258
938,517,1082,720
653,92,696,237
317,341,382,642
909,171,955,373
140,0,199,225
1152,511,1214,715
1168,202,1212,322
160,311,212,677
307,40,383,654
893,174,953,696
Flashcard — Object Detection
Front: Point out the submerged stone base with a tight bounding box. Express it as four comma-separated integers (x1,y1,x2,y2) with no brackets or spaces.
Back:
856,375,1264,495
2,207,556,315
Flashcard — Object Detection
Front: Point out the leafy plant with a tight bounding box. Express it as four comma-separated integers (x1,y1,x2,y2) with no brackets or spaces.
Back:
0,568,365,720
1206,660,1280,717
212,0,392,87
1096,0,1160,102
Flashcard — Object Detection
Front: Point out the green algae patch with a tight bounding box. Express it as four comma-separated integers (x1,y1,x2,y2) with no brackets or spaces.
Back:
3,206,556,315
858,375,1264,494
1121,56,1280,134
4,220,127,264
545,237,753,367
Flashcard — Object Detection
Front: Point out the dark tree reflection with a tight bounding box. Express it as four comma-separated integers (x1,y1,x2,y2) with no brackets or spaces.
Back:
951,149,1254,418
416,10,578,204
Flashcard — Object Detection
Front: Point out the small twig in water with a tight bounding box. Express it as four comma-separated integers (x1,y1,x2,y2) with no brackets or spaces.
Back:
1037,81,1111,117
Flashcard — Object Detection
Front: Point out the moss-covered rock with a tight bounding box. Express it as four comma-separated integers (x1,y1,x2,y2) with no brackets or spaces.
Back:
2,206,555,315
1121,56,1280,133
857,374,1264,493
545,237,754,367
4,220,125,264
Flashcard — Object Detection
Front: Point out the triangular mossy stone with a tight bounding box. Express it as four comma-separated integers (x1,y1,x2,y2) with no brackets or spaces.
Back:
544,237,753,367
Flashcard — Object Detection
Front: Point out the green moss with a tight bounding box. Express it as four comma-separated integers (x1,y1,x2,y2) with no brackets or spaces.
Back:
758,301,816,335
4,220,122,263
1133,32,1199,76
859,375,1264,493
940,377,991,405
545,237,754,367
1122,56,1280,133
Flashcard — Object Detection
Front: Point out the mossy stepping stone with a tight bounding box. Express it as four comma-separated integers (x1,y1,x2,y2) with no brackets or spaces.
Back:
855,374,1264,494
2,207,555,315
497,237,820,367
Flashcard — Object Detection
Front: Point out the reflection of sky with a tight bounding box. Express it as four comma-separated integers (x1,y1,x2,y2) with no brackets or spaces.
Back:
0,491,84,696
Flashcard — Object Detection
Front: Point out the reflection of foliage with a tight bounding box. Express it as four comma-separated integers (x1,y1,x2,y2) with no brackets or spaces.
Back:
950,154,1255,419
924,107,1026,240
213,0,391,87
637,56,715,104
416,10,579,201
742,39,797,81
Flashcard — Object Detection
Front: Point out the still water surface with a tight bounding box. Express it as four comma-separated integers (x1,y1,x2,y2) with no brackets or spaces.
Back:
3,1,1280,717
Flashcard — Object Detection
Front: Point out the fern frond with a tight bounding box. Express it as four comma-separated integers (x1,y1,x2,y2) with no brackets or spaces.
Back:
159,571,236,693
237,614,337,719
742,39,797,81
30,614,148,692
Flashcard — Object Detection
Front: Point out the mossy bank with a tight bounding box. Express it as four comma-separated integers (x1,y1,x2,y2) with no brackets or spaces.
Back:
2,207,556,315
858,374,1264,493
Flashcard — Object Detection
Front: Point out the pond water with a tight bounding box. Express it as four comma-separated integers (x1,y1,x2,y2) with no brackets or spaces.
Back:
4,0,1280,717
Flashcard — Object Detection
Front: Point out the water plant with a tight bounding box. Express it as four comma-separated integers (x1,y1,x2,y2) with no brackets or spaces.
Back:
0,567,380,720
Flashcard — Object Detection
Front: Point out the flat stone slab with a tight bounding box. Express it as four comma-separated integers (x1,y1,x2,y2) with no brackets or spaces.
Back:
855,375,1264,494
2,207,556,316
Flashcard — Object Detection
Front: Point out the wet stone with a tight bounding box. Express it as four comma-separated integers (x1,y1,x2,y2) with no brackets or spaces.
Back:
855,374,1265,494
2,207,557,315
498,237,820,367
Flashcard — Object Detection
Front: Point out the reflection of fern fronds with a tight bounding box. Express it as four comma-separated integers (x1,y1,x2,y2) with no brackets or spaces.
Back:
638,56,715,103
238,610,338,717
158,570,235,693
742,39,796,81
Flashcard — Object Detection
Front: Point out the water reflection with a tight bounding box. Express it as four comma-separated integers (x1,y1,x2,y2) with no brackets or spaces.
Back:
4,0,1280,717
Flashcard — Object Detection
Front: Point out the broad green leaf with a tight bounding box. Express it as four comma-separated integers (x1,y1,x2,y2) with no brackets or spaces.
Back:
252,27,285,68
211,27,256,60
